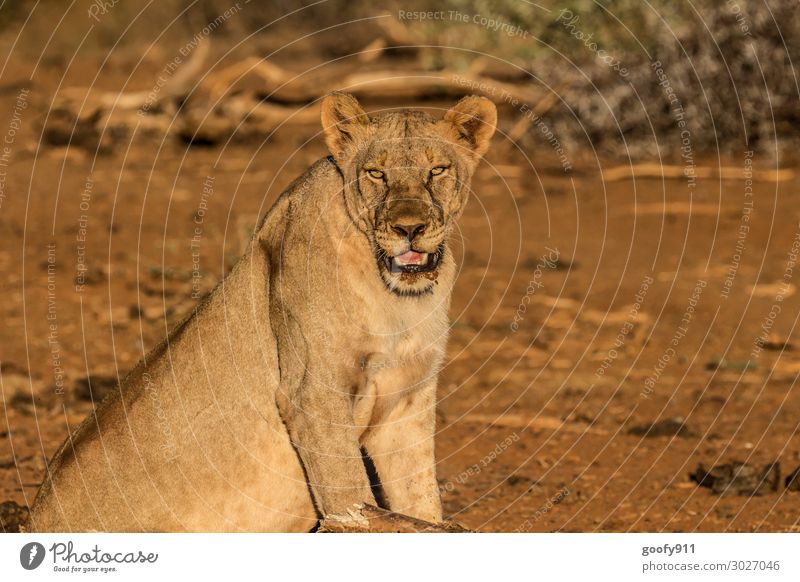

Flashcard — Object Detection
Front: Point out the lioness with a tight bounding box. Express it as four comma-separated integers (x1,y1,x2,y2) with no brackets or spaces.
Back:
29,92,497,532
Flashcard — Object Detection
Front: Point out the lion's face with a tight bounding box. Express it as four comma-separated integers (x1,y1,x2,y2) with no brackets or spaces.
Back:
322,93,497,296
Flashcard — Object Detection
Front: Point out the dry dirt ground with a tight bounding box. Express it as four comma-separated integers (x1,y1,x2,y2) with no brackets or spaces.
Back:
2,59,800,533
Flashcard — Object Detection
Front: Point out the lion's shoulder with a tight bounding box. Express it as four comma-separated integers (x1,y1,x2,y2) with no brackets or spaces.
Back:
256,156,342,243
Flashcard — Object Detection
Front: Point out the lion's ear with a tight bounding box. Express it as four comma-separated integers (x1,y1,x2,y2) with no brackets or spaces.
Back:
321,92,370,160
440,96,497,159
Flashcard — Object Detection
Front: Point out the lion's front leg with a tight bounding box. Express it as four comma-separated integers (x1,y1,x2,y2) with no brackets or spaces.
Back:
274,318,375,526
277,377,377,526
362,382,443,523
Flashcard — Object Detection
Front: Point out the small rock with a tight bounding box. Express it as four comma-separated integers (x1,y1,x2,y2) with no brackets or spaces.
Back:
785,466,800,491
47,146,87,164
1,371,32,398
0,362,29,376
755,333,793,351
73,375,118,402
628,417,693,438
690,461,780,496
749,282,796,298
1,370,49,410
110,306,131,324
96,305,131,327
129,304,165,321
74,264,107,287
0,500,29,532
714,507,735,519
705,358,756,372
551,258,577,271
566,412,596,425
696,394,727,410
506,474,537,488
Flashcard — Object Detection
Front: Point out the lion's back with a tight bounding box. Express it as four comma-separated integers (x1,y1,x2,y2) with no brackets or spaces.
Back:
29,242,316,532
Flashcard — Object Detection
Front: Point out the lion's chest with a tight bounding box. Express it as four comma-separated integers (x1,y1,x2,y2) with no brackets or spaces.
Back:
351,300,447,428
370,295,446,365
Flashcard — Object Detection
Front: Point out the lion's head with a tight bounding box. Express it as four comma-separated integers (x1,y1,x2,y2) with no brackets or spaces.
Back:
321,92,497,296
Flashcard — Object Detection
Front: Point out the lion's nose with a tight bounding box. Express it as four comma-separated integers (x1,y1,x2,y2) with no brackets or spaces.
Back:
390,221,427,241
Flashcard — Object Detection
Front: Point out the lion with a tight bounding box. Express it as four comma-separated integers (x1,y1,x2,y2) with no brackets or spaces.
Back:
28,92,497,532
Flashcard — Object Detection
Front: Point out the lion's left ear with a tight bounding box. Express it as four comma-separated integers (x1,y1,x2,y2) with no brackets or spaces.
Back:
439,96,497,159
321,92,370,161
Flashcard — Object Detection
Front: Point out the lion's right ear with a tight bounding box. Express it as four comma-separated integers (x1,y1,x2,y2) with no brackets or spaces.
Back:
321,92,370,160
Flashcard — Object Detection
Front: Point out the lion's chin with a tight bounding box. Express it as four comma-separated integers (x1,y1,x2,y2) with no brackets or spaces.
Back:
380,269,439,296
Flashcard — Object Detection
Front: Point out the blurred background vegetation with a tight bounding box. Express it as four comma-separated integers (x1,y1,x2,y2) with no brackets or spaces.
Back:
1,0,797,159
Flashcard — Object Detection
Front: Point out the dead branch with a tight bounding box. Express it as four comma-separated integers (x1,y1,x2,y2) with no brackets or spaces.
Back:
317,504,469,533
198,55,545,105
506,81,571,143
43,37,210,150
602,162,795,182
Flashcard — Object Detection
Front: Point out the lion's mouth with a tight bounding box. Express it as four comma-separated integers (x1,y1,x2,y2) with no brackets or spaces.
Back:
383,248,442,274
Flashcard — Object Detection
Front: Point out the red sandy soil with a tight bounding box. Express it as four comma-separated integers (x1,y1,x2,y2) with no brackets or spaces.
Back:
2,58,800,532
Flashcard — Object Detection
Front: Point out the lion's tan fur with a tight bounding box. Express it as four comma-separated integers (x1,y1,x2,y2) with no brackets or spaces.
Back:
29,94,496,532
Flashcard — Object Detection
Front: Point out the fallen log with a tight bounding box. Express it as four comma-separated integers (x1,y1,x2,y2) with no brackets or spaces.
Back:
42,38,210,150
177,92,319,144
198,55,544,106
601,162,795,182
44,33,555,149
317,503,469,533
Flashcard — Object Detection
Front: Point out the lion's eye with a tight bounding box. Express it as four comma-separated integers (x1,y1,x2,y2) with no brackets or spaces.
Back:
367,169,384,180
430,166,448,176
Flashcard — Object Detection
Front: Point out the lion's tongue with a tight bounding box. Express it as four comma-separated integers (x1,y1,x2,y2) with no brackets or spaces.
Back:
394,250,426,265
